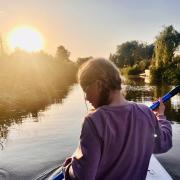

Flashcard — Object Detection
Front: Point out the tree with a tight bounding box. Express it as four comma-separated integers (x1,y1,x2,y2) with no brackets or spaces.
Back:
154,25,180,67
146,44,154,59
109,53,118,66
110,41,154,68
55,45,70,61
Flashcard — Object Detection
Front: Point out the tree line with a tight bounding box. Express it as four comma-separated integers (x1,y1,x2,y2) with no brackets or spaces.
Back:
109,25,180,84
0,46,78,121
0,45,81,141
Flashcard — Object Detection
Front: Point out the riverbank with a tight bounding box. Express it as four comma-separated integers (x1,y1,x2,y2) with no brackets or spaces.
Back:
0,57,77,122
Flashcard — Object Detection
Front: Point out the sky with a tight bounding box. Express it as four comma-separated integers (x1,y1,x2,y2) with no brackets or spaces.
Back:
0,0,180,60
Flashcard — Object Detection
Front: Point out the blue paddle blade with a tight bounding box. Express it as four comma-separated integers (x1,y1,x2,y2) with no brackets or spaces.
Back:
52,171,64,180
150,85,180,110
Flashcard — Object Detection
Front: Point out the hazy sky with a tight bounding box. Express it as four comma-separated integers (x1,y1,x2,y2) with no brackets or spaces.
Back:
0,0,180,60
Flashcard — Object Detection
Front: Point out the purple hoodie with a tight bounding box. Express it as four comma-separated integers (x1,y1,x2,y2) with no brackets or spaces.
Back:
65,102,172,180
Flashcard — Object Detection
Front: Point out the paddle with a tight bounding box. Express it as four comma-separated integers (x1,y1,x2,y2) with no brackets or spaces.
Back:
150,85,180,110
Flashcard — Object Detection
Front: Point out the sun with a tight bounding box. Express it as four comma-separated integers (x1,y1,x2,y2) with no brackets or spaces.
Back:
7,26,45,52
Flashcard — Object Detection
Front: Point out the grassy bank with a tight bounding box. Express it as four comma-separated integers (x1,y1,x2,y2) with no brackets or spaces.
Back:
0,55,78,121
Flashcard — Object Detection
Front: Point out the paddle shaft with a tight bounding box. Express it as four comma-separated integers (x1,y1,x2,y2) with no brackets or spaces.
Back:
150,85,180,110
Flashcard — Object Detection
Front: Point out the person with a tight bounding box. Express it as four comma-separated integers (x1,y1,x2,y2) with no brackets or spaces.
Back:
63,58,172,180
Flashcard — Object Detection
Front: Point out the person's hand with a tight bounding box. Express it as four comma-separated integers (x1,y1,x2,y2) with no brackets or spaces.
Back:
153,98,165,117
62,157,73,179
63,157,72,167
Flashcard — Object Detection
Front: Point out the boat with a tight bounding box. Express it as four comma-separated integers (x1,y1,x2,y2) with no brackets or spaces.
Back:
147,155,172,180
35,155,172,180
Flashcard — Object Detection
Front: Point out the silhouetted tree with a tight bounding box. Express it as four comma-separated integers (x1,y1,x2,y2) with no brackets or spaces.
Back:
55,45,70,61
146,44,154,59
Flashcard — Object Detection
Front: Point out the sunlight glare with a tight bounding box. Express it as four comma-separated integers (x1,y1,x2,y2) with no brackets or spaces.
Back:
8,26,44,52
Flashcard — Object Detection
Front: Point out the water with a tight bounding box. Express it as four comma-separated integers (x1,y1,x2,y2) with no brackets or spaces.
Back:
0,80,180,180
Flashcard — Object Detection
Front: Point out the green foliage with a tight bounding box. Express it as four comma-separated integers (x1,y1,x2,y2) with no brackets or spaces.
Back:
121,64,142,75
110,41,154,68
154,25,180,67
150,25,180,84
150,60,180,84
150,66,163,84
127,65,142,75
120,58,151,76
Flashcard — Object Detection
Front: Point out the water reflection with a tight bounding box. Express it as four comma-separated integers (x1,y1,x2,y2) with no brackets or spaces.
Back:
123,77,180,122
0,79,179,179
0,77,180,148
0,84,74,148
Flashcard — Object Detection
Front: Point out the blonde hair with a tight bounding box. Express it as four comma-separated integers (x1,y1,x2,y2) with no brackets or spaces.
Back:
78,58,121,106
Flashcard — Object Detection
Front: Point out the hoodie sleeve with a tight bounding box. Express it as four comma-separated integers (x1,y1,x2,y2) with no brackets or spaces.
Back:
68,117,102,180
152,114,173,154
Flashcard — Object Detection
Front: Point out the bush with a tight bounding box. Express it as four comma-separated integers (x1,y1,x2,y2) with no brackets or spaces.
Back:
150,62,180,84
121,64,142,75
